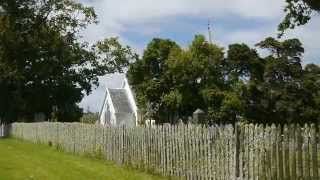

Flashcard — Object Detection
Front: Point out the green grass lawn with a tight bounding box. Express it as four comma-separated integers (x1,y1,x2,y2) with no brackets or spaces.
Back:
0,138,166,180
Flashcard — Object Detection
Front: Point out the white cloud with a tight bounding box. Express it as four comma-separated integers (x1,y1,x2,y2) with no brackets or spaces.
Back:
84,0,284,23
79,0,285,41
79,0,288,53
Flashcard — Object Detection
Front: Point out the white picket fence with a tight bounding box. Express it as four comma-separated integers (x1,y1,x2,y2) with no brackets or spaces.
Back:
7,122,320,179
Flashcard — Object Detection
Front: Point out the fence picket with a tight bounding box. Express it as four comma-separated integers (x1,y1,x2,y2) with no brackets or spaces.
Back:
311,124,318,179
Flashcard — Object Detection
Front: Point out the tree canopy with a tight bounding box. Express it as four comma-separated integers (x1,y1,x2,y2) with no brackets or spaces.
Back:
240,37,318,124
0,0,135,122
128,35,244,124
128,36,320,125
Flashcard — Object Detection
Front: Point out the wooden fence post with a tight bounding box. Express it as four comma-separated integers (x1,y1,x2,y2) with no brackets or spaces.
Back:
235,122,240,178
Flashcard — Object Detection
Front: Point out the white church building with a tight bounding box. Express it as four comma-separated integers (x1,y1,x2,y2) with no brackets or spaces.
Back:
99,78,139,127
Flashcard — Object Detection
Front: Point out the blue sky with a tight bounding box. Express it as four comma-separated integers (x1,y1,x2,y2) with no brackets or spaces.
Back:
79,0,320,112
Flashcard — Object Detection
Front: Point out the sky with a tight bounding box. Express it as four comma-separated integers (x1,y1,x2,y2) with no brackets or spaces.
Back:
78,0,320,113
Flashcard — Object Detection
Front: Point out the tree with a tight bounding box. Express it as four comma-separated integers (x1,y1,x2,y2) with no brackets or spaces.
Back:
128,35,236,124
127,38,179,123
218,43,265,124
0,0,135,122
226,43,264,83
279,0,320,36
240,37,320,124
165,35,234,124
300,64,320,122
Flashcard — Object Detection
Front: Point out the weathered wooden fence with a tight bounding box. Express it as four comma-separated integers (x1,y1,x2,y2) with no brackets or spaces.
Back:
236,124,319,180
7,122,320,179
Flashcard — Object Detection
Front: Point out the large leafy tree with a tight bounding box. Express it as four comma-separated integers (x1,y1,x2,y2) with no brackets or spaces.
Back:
220,43,265,123
165,35,226,123
128,35,242,124
127,38,179,123
240,37,320,124
0,0,134,122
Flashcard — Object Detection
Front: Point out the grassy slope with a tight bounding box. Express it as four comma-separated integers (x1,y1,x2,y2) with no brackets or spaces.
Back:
0,139,165,180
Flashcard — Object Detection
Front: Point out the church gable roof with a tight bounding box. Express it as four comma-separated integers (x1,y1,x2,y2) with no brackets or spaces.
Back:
108,88,133,114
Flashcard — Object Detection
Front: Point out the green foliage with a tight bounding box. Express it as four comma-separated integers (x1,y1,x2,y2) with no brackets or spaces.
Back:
129,35,320,125
128,35,235,124
0,0,135,122
279,0,320,36
226,43,264,83
127,38,180,123
240,37,319,124
162,89,183,111
80,112,99,124
202,89,243,124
